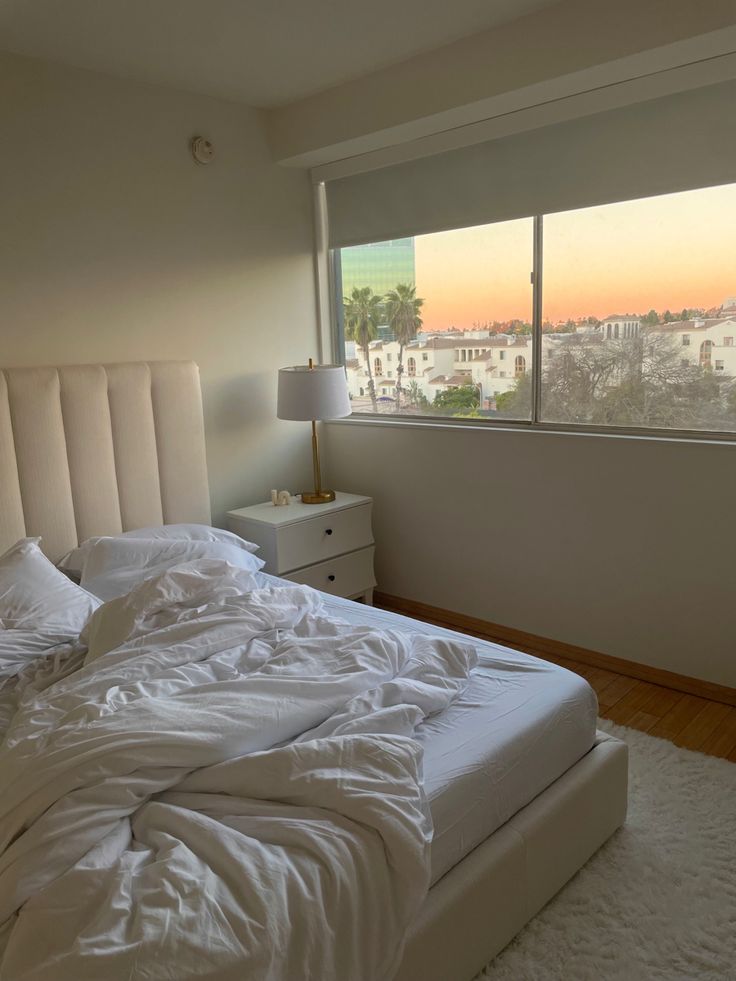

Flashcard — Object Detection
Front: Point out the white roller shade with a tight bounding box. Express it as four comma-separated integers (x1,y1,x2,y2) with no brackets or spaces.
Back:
326,80,736,248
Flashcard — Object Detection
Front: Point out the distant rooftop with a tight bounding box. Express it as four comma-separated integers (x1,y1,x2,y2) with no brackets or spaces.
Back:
428,374,473,386
655,318,733,332
409,337,459,350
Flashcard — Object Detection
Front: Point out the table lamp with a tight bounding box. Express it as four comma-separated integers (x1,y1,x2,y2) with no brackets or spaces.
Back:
277,359,351,504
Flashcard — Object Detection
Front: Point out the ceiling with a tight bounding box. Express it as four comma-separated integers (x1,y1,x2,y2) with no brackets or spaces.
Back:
0,0,559,107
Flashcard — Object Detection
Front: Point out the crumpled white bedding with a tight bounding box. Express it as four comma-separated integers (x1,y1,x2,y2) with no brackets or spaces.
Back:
0,560,476,981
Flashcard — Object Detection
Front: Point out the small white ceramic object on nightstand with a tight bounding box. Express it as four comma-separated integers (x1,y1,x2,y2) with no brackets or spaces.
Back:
226,492,376,604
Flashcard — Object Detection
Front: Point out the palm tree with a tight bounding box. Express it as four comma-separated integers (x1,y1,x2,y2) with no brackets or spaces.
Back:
344,286,383,412
385,283,424,408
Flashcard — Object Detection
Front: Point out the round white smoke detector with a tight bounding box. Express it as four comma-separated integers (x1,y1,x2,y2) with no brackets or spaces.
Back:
190,136,214,165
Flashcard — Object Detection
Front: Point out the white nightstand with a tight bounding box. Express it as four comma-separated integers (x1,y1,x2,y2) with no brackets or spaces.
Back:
226,492,376,604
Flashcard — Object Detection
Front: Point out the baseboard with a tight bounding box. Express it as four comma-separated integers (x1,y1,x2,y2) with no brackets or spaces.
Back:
374,592,736,707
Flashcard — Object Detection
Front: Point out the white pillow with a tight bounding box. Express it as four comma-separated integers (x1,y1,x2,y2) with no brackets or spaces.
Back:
80,536,265,601
0,538,100,634
59,523,259,578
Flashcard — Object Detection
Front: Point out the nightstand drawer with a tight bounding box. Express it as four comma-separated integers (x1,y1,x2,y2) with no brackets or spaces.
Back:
274,502,373,573
283,546,376,598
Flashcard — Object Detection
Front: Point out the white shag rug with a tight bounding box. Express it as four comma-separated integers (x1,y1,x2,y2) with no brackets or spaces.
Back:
476,719,736,981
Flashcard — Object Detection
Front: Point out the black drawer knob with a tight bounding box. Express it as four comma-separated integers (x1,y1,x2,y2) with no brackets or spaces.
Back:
325,528,333,536
328,574,336,582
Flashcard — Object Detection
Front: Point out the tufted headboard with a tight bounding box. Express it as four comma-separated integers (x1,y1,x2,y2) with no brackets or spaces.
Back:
0,361,211,562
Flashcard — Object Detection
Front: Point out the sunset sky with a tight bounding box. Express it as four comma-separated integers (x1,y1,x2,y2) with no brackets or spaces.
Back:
415,183,736,331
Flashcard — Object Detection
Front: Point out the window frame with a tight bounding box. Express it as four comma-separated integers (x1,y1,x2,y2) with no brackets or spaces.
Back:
319,186,736,445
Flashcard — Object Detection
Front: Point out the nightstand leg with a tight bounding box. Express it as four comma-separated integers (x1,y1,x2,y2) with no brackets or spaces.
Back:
362,589,374,606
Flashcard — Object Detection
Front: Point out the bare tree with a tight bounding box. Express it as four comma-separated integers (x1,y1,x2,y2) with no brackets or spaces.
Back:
497,329,734,431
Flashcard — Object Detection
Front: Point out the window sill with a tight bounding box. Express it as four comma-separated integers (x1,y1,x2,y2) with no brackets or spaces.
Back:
327,413,736,447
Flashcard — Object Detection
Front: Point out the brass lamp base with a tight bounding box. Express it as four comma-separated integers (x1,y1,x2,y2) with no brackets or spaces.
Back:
301,408,336,504
301,489,336,505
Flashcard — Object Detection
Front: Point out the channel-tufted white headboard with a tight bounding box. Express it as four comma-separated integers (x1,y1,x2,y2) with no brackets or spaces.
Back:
0,361,211,562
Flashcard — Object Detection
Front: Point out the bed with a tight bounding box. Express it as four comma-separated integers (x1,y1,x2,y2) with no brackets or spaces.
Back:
0,361,628,981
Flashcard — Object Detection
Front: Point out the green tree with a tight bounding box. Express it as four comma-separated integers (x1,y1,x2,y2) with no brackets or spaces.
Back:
433,385,479,413
495,373,532,418
343,287,383,412
724,380,736,427
641,309,660,326
385,283,424,408
406,379,429,409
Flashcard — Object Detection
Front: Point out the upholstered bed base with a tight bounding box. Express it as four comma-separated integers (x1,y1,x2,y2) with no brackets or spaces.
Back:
396,731,628,981
2,361,628,981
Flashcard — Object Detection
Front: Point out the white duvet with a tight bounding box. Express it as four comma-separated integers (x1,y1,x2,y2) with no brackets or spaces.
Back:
0,561,476,981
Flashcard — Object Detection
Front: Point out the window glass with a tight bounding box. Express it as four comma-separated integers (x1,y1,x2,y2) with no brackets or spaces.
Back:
541,185,736,432
338,220,533,420
334,182,736,436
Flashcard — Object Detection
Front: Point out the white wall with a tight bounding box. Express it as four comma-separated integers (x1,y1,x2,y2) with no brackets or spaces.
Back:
325,420,736,687
0,51,318,524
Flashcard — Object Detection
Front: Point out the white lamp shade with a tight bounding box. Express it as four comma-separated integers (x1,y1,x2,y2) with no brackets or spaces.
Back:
277,364,351,421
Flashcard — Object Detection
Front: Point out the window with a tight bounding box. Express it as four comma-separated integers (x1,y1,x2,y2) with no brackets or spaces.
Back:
699,340,713,369
337,217,533,418
335,182,736,434
541,184,736,433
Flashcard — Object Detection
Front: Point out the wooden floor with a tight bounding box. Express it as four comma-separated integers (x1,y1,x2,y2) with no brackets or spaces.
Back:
537,651,736,762
377,601,736,763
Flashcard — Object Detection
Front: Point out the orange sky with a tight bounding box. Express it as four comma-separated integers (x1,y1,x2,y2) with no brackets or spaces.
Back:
415,183,736,331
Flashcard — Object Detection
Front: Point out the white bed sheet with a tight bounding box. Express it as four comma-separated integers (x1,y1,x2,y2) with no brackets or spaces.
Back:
256,577,598,884
5,557,595,889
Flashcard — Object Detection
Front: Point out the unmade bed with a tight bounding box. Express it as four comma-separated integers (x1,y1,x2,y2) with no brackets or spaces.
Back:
0,361,628,981
270,578,599,885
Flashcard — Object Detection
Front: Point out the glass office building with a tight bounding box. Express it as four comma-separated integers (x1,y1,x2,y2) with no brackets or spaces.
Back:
339,238,415,298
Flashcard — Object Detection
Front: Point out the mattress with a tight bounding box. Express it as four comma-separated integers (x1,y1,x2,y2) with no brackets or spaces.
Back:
287,585,598,884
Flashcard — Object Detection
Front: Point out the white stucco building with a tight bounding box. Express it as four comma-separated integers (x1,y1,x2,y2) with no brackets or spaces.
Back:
578,315,641,340
346,331,539,408
653,317,736,375
345,335,459,408
345,315,736,412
